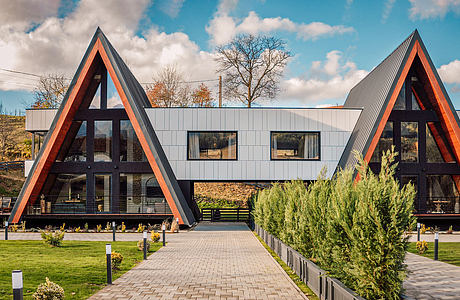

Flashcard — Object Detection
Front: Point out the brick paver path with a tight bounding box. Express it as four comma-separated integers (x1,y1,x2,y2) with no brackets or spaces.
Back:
89,222,307,300
404,252,460,299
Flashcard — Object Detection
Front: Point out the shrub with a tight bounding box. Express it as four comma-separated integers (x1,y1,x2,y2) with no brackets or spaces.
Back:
121,222,126,233
137,239,151,252
75,227,81,233
20,221,26,232
84,223,89,232
105,222,111,231
151,232,160,242
10,224,18,232
96,224,102,232
111,251,123,270
59,223,65,232
41,230,65,247
137,223,146,233
253,148,415,300
416,241,428,254
420,223,427,234
32,277,64,300
447,225,453,234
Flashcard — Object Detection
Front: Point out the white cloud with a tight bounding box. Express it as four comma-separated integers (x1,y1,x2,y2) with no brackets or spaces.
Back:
0,0,60,30
0,0,218,92
409,0,460,19
158,0,185,18
280,50,368,104
438,60,460,84
382,0,396,23
206,1,354,45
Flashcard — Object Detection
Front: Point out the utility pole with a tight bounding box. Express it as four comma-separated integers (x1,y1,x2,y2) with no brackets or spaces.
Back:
218,75,222,107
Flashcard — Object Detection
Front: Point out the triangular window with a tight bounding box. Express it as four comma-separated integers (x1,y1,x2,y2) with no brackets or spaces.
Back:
411,91,421,110
89,83,101,109
107,71,123,108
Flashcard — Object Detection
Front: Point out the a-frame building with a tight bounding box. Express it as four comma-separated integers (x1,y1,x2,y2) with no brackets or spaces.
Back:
9,28,196,225
338,30,460,218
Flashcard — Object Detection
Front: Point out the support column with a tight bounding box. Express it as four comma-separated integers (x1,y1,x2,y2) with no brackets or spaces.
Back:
31,133,35,160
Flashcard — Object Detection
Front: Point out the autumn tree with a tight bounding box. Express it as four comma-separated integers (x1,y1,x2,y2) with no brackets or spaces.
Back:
32,74,69,108
191,83,214,107
0,102,15,161
146,65,191,107
216,34,291,107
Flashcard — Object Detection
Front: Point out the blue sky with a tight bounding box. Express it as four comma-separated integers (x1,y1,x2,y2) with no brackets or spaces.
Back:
0,0,460,114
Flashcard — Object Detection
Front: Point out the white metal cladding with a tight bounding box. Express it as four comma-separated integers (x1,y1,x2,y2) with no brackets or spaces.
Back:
23,107,362,180
146,108,362,181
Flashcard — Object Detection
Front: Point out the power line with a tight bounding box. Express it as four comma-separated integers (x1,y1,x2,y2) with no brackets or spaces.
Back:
141,78,219,85
0,68,42,78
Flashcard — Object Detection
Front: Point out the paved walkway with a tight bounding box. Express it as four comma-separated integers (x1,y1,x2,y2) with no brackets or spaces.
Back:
407,233,460,242
89,222,307,300
404,252,460,299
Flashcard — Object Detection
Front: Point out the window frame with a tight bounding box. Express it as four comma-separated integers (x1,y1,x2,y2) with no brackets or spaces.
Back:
270,131,321,161
186,131,238,161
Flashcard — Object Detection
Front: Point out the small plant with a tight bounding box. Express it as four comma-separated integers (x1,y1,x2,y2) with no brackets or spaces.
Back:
430,226,440,234
121,222,126,233
447,225,454,234
151,232,160,242
84,223,89,232
41,230,65,247
96,224,102,232
32,277,64,300
20,221,26,232
137,240,151,252
10,224,18,232
111,251,123,270
59,223,65,232
420,223,427,234
75,227,81,233
137,223,146,233
105,222,111,231
416,240,428,254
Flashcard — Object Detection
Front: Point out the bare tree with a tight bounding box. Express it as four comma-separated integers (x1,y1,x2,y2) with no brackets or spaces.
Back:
146,65,192,107
216,34,291,107
32,74,69,108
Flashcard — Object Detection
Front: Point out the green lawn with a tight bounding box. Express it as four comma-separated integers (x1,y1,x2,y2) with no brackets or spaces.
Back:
407,242,460,267
0,240,162,299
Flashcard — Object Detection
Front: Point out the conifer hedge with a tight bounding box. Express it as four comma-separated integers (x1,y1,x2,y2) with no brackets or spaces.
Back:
253,149,415,299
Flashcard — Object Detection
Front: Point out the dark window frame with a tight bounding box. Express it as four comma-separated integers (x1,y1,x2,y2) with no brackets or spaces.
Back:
270,131,321,161
187,131,238,161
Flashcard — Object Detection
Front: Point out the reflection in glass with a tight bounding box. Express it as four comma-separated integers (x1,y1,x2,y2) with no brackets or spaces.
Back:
107,71,123,108
89,83,101,109
427,175,459,213
119,173,170,214
120,120,146,162
188,132,237,160
95,174,111,212
94,120,112,162
393,83,405,110
371,122,393,163
426,123,445,163
411,92,421,110
57,121,86,162
45,174,86,213
271,132,319,160
401,121,418,162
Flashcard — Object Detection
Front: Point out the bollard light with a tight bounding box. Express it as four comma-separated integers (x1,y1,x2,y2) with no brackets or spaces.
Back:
176,218,180,233
417,222,421,242
12,270,23,300
434,232,439,261
5,221,8,241
106,244,112,284
143,231,148,260
112,221,116,242
162,224,166,247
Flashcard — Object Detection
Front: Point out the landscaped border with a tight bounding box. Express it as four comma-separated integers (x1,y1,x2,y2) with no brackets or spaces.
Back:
254,223,365,300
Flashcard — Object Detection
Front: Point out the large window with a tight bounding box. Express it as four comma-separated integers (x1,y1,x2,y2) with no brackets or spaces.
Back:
120,120,146,162
271,132,320,160
94,120,112,162
188,131,237,160
371,122,393,163
401,121,418,162
95,174,111,213
46,174,87,214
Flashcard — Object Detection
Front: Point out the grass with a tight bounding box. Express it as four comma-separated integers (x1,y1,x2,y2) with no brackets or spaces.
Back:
407,242,460,267
254,232,319,300
0,240,162,299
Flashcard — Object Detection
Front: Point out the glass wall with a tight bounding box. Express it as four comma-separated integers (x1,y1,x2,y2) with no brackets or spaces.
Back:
271,132,320,160
120,120,146,161
371,122,393,163
45,174,87,213
95,174,111,213
94,120,112,162
427,175,459,213
119,173,169,214
56,121,87,162
401,121,418,162
107,72,123,108
188,132,237,160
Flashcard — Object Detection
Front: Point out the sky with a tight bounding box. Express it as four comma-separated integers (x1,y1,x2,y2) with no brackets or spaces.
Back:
0,0,460,114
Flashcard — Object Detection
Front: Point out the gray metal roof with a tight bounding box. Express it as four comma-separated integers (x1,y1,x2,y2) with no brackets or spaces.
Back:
336,31,417,171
